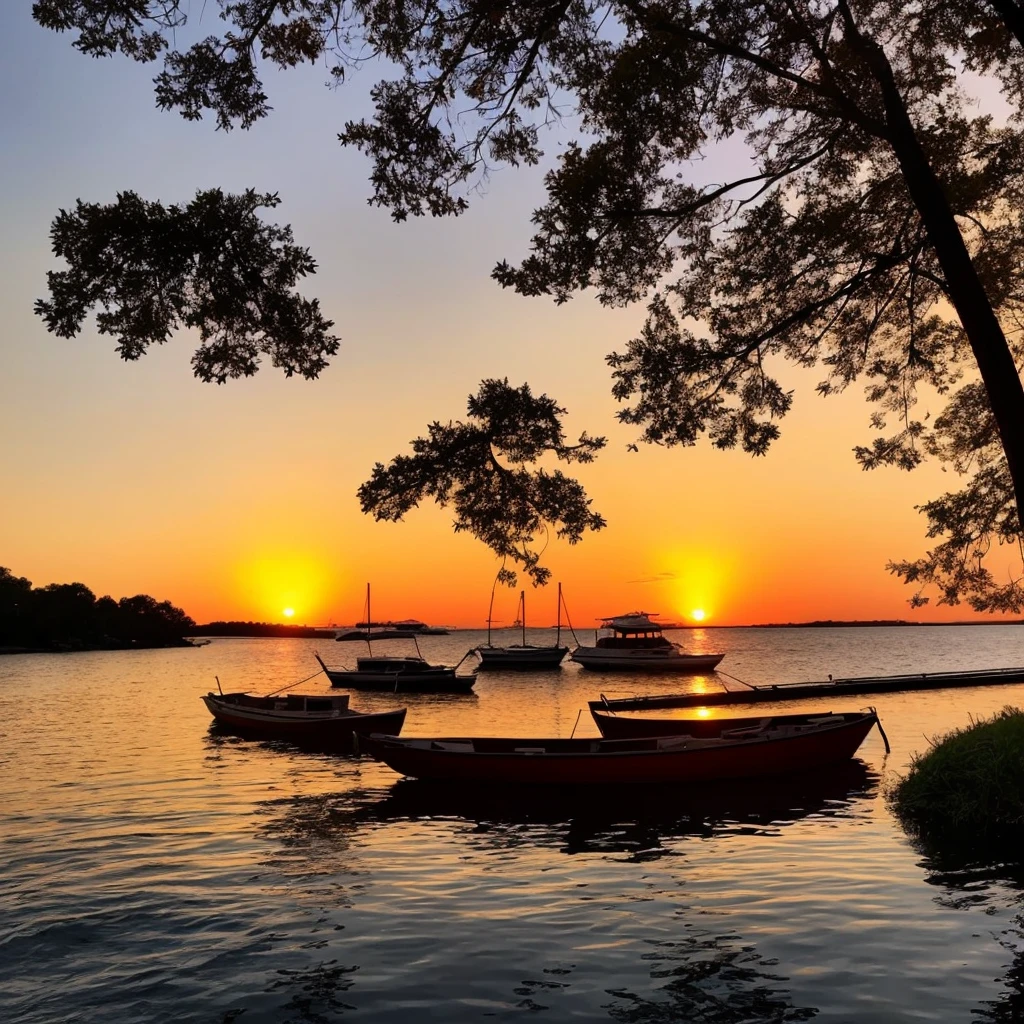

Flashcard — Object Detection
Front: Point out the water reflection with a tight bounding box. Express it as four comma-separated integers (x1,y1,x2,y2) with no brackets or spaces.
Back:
604,936,818,1023
355,759,878,858
914,857,1024,1022
246,768,877,1022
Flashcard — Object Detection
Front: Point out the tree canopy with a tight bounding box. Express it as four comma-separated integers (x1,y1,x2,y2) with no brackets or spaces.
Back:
31,0,1024,607
358,379,607,584
0,566,196,651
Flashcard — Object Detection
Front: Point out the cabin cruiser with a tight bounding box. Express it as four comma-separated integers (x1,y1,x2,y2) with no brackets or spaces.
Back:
570,612,724,673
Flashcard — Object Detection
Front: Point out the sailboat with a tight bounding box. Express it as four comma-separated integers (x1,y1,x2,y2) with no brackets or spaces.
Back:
317,584,477,693
475,583,571,671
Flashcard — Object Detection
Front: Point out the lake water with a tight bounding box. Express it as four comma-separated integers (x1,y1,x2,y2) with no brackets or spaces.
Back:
4,625,1024,1022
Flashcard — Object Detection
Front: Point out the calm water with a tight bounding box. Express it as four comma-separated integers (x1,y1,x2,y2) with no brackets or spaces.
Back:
4,626,1024,1022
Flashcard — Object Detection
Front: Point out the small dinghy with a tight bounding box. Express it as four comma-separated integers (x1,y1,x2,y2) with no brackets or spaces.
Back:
202,690,407,745
361,709,882,785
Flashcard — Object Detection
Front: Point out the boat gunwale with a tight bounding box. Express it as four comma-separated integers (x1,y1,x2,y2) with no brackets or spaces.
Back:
366,711,876,760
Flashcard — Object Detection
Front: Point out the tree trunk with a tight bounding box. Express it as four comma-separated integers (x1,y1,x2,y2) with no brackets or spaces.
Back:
988,0,1024,50
862,35,1024,529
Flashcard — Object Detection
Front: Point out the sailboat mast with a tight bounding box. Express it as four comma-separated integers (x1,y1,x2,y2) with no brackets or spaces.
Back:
365,582,371,652
556,582,561,647
520,590,526,647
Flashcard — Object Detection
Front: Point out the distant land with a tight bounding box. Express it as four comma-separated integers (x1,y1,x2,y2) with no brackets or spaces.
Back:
188,622,338,639
691,619,1024,629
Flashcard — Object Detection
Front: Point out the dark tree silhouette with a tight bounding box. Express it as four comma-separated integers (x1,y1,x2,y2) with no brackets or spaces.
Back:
30,1,1024,604
358,379,606,584
0,567,196,652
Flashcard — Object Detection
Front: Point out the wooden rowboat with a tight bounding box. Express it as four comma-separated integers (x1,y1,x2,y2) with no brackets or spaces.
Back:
361,710,881,785
203,691,407,745
590,706,887,743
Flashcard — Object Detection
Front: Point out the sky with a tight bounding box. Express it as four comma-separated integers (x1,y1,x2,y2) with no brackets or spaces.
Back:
1,6,1019,628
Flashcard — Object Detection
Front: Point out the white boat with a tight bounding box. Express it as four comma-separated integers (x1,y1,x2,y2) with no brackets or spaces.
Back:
570,612,724,673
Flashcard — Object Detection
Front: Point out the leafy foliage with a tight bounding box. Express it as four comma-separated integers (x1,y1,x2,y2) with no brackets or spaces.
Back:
358,380,606,584
0,566,195,650
31,1,1024,604
36,188,338,382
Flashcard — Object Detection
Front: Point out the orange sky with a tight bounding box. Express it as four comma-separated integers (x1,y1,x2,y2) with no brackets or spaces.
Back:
1,9,1021,628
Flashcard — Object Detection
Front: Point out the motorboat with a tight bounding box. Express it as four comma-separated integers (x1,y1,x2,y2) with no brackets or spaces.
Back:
476,583,570,671
361,709,882,784
202,689,407,744
314,652,477,693
570,612,724,673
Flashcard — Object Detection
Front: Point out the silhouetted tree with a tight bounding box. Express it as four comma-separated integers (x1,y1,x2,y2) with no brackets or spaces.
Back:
0,566,195,651
30,2,1024,604
359,379,606,583
0,567,33,647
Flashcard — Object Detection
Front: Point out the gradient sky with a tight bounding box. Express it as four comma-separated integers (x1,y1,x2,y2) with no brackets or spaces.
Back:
1,6,1018,627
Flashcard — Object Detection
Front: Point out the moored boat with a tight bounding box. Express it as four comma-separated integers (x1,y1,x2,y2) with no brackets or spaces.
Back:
476,583,570,671
315,652,477,693
570,612,724,673
590,706,885,743
322,582,476,692
361,709,882,784
202,690,407,743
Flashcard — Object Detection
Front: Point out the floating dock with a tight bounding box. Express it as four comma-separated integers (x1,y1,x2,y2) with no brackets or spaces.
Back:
591,666,1024,711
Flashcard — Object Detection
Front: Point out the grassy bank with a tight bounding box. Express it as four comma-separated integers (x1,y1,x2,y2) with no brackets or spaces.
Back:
890,707,1024,854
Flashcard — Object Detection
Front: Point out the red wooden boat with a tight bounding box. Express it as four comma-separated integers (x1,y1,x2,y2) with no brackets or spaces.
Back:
203,690,407,744
591,707,886,742
361,710,882,785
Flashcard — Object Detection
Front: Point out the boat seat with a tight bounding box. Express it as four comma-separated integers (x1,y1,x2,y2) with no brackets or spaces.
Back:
720,721,770,739
431,741,474,752
655,736,690,750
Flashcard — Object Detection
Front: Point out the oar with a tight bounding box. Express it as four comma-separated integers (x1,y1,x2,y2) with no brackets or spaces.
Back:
717,670,757,690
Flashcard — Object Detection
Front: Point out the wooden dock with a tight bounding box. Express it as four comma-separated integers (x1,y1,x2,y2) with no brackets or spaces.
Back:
590,666,1024,712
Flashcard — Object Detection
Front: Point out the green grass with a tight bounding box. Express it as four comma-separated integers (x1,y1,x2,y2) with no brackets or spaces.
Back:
890,706,1024,856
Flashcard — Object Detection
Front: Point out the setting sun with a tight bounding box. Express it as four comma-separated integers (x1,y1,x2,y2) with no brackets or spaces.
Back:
282,607,295,618
691,608,706,622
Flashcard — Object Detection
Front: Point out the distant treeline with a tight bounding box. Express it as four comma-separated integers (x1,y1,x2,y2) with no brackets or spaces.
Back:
0,566,195,653
190,621,336,639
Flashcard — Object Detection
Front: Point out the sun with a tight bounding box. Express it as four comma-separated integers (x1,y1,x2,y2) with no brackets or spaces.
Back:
691,608,706,622
282,607,295,619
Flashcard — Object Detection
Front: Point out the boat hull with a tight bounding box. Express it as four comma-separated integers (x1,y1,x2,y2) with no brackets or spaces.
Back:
592,707,867,741
202,694,407,743
324,668,476,693
476,645,568,670
571,648,724,673
363,714,878,784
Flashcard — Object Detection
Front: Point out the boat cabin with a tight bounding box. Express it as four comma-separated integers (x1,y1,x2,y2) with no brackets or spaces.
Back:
595,612,674,649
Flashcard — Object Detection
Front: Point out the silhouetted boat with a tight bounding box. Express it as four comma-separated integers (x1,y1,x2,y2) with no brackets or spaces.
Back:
570,612,724,673
323,584,477,692
335,628,420,641
361,710,880,784
590,705,887,745
202,690,407,743
314,652,476,693
476,583,570,671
